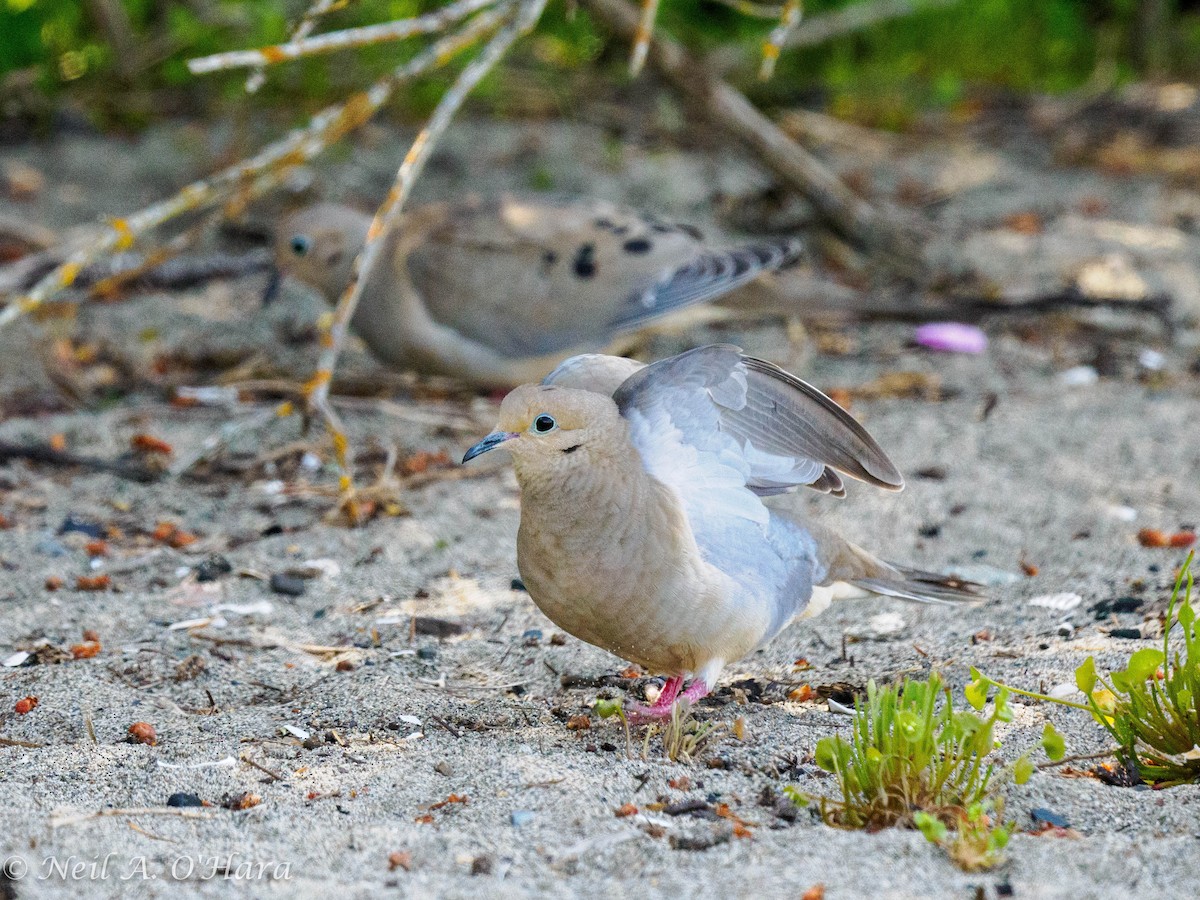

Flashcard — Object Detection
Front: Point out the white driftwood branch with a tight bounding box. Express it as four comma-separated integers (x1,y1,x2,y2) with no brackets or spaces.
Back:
759,0,802,80
786,0,963,49
188,0,500,74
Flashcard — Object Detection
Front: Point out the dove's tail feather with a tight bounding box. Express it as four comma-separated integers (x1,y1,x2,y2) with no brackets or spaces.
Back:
849,566,984,605
810,522,985,606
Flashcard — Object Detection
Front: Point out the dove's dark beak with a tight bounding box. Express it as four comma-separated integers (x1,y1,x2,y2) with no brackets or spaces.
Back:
261,268,282,306
462,431,517,463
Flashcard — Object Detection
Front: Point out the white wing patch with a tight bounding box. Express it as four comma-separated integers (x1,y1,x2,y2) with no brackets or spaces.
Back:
624,403,770,528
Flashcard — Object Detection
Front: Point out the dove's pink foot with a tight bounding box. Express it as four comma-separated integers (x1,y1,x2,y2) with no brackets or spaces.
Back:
627,675,710,723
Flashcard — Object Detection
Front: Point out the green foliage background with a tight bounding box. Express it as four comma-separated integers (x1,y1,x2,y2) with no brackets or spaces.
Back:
1,0,1197,129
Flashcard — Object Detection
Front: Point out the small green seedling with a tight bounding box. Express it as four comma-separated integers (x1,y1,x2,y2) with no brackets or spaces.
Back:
970,552,1198,787
915,803,1012,872
792,672,1032,834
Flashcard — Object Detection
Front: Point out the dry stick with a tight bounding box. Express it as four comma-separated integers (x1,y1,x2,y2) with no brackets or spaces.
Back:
306,0,546,519
629,0,661,76
710,0,784,19
245,0,345,93
582,0,927,278
785,0,963,49
0,440,160,483
759,0,802,80
0,5,509,334
1036,748,1119,770
49,808,215,828
188,0,501,74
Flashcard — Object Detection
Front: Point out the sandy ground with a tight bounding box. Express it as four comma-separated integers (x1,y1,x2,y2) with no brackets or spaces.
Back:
2,108,1200,899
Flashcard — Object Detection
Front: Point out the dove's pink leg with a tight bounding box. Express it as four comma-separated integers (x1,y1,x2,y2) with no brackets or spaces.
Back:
678,680,711,705
626,674,684,723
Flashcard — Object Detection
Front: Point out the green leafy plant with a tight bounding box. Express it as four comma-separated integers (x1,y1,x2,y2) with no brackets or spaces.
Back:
914,802,1011,872
970,552,1197,788
793,672,1032,832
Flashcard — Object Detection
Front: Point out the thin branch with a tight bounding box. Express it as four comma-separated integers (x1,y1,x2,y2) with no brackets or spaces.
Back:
0,440,161,483
1036,748,1119,770
759,0,802,80
629,0,661,76
305,0,546,519
785,0,963,49
0,4,510,334
709,0,785,19
583,0,927,276
188,0,500,75
50,807,215,828
246,0,347,92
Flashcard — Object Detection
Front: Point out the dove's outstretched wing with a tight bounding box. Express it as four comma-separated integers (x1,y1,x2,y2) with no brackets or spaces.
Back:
612,345,904,526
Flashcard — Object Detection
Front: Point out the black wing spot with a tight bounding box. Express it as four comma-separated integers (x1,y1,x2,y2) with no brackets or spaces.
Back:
562,444,582,454
573,243,597,279
622,238,652,254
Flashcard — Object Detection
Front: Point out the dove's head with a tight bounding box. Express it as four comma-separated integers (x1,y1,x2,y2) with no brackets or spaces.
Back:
266,203,370,305
462,384,626,475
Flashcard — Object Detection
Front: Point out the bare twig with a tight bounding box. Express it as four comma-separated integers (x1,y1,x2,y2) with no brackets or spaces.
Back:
246,0,345,92
306,0,546,519
239,753,285,781
710,0,785,19
629,0,661,76
785,0,963,49
0,440,160,483
188,0,500,75
759,0,802,80
583,0,926,276
1036,748,1119,770
50,807,216,828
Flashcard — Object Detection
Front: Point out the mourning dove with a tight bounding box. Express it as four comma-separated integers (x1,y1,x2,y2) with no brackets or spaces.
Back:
270,197,801,387
463,344,978,719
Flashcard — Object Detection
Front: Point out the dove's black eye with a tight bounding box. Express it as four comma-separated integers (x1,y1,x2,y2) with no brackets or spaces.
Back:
532,414,557,434
289,235,311,257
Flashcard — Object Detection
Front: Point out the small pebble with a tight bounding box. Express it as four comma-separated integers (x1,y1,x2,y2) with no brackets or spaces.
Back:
1057,365,1099,387
35,537,68,557
510,578,527,592
1030,807,1070,828
522,628,543,645
510,810,535,827
434,761,453,777
57,516,104,538
470,855,494,876
269,573,306,597
914,322,988,354
1056,621,1074,638
417,646,438,661
1109,627,1142,640
166,792,205,808
195,554,233,583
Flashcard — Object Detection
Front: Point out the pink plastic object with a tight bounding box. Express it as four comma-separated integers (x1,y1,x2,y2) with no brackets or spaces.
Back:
914,322,988,354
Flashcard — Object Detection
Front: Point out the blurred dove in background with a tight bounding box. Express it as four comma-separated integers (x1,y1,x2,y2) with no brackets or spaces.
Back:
269,197,801,388
463,344,979,720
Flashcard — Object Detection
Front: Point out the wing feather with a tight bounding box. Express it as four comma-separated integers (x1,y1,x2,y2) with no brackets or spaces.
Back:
613,345,904,514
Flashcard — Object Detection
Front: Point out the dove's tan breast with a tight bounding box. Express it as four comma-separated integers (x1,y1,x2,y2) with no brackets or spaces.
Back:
513,456,772,676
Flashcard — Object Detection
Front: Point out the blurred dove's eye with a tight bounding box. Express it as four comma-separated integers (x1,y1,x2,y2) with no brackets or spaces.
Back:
532,414,557,434
289,235,311,257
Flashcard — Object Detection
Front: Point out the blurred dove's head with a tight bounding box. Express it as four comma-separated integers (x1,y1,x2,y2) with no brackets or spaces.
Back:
462,384,625,471
267,203,370,305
